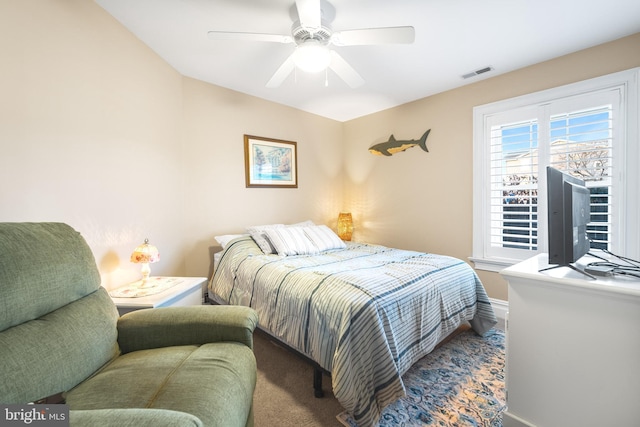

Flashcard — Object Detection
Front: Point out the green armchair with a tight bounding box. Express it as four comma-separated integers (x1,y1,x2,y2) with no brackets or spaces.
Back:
0,223,258,427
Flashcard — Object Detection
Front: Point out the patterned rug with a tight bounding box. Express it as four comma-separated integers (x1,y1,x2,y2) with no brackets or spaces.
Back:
336,328,505,427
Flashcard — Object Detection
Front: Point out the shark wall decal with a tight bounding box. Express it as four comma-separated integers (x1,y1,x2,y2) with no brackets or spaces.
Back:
368,129,431,156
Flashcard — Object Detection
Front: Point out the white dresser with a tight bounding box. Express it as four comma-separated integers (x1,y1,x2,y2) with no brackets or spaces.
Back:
500,254,640,427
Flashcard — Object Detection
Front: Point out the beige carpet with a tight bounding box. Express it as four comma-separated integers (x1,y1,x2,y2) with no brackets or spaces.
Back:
252,330,344,426
251,325,472,427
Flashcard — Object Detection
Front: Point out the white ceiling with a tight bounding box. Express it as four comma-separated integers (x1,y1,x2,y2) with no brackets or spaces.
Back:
95,0,640,122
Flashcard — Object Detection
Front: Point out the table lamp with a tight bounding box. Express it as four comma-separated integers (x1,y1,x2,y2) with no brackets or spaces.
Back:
337,212,354,241
130,238,159,286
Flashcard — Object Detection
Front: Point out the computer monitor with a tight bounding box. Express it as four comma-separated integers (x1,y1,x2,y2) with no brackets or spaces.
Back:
543,166,592,277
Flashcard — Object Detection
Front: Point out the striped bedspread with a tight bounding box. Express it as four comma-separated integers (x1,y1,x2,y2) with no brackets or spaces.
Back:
210,236,497,427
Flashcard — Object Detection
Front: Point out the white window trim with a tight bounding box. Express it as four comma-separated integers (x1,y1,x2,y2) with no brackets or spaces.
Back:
472,68,640,272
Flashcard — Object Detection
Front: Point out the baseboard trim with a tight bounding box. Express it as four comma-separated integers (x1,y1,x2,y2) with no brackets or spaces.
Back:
503,411,537,427
489,298,508,329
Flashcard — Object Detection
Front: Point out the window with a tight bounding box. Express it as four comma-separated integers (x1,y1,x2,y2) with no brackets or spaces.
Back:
472,68,639,271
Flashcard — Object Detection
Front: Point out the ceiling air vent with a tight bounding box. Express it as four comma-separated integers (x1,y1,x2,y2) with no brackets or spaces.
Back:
462,66,493,79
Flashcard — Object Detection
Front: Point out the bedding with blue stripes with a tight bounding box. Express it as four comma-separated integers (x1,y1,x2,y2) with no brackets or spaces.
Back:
210,235,497,427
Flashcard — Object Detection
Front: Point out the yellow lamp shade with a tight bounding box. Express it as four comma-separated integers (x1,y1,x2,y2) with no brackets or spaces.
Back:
337,212,354,241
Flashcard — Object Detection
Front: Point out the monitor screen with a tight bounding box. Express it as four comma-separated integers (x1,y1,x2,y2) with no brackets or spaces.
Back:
547,166,591,266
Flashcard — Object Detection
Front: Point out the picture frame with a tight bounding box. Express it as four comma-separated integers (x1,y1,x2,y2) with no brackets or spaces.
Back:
244,135,298,188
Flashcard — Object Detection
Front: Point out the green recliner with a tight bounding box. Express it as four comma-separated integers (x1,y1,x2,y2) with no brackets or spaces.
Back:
0,222,258,427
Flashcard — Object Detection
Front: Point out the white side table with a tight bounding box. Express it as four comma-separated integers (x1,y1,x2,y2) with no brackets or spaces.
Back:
110,276,207,316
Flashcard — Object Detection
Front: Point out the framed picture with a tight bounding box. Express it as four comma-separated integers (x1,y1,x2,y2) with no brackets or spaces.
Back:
244,135,298,188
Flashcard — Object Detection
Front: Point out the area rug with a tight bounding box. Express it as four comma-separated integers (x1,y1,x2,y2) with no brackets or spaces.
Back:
336,328,505,427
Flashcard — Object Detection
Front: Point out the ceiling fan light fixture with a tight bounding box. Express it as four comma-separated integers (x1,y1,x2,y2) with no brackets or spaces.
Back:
209,1,414,88
293,40,331,73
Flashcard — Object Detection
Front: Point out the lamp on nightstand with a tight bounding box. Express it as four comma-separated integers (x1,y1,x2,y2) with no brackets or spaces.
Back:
130,238,159,286
337,212,353,241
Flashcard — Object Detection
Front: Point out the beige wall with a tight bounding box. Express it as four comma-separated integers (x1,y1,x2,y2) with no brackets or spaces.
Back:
1,0,185,289
0,0,343,289
1,1,638,300
180,78,344,278
342,33,640,300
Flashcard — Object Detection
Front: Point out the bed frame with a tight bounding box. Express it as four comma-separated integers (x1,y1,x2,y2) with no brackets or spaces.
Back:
253,316,470,400
208,298,329,398
255,325,329,398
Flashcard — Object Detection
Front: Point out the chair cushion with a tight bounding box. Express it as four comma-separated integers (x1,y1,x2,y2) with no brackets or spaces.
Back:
0,223,102,332
66,343,256,427
70,408,203,427
0,288,119,403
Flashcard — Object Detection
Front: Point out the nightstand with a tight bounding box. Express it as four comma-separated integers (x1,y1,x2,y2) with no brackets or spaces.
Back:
110,276,207,316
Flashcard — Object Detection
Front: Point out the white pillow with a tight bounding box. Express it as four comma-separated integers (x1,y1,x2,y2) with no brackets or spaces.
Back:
246,224,284,254
303,225,346,252
264,226,318,256
289,220,315,227
246,221,315,254
214,234,247,249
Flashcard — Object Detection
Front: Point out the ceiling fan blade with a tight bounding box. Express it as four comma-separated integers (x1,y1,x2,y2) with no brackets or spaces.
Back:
266,54,296,88
332,26,415,46
295,0,321,30
329,51,364,88
207,31,293,44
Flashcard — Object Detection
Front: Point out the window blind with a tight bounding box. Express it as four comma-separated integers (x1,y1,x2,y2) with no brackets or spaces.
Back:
473,68,638,271
489,119,539,252
486,99,616,260
549,106,614,250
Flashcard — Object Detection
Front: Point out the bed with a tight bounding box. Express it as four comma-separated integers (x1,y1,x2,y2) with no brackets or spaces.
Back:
209,225,497,427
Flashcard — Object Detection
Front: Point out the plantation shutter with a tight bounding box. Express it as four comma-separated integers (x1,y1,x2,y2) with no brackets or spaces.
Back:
489,118,539,257
484,106,540,261
482,88,619,261
547,93,616,252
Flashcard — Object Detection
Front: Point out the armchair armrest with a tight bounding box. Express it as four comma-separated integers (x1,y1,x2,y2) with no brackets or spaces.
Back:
117,305,258,354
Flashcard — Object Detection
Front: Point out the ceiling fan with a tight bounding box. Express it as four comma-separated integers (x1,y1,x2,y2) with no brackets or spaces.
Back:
207,0,415,88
